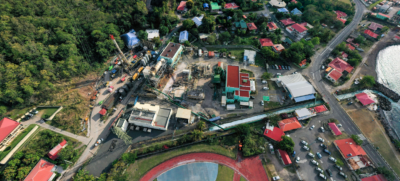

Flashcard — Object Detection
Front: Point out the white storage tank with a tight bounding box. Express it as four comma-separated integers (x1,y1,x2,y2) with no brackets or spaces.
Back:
227,104,235,110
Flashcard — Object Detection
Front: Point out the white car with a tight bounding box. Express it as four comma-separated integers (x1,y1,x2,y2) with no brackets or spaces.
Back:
329,157,337,163
315,167,323,173
320,127,325,132
308,153,315,158
317,137,325,142
263,87,269,90
260,101,264,106
262,80,267,84
303,146,310,151
309,125,315,130
311,160,319,166
272,176,280,180
295,157,300,163
301,140,308,145
319,173,326,180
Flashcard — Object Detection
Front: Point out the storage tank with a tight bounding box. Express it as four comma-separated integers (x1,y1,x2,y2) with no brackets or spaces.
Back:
119,88,127,96
143,66,151,77
182,69,190,74
127,82,133,88
151,59,165,76
122,85,129,92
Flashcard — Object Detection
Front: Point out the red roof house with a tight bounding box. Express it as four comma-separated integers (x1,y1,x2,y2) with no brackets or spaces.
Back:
355,93,375,106
361,174,387,181
341,51,348,58
278,117,302,132
264,127,285,142
336,10,347,18
224,2,239,9
177,1,187,11
247,23,257,31
24,159,56,181
364,29,378,39
328,57,354,73
291,0,298,3
278,149,292,165
291,23,308,33
260,38,274,47
267,22,278,31
368,22,383,31
99,108,107,116
272,44,285,53
209,51,215,57
347,43,356,50
328,123,342,136
314,105,328,113
334,138,367,158
337,18,346,24
326,69,343,81
48,139,68,160
0,118,20,144
299,59,307,67
280,18,295,26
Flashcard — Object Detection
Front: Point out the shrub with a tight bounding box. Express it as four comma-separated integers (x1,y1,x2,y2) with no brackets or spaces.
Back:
351,134,363,145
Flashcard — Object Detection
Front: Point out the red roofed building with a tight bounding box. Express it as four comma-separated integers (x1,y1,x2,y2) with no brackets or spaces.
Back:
291,0,298,3
177,1,187,12
355,93,375,106
336,10,347,18
395,35,400,40
368,22,383,31
247,23,257,31
48,139,68,160
341,51,348,58
326,69,343,82
0,117,23,151
272,44,285,53
99,108,107,116
267,22,278,32
334,138,372,170
337,18,346,24
347,43,356,50
299,59,307,67
224,2,239,9
287,23,307,40
226,65,251,103
361,174,387,181
24,159,57,181
364,29,378,39
328,57,354,73
209,51,215,57
264,126,285,142
328,122,342,136
278,117,302,132
314,105,328,113
278,149,292,165
259,38,274,47
280,18,295,26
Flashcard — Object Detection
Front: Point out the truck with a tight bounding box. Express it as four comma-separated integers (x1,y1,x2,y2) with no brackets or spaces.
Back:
102,93,117,110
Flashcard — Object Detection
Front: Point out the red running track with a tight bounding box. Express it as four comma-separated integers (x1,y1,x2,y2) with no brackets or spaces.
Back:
233,172,241,181
140,153,269,181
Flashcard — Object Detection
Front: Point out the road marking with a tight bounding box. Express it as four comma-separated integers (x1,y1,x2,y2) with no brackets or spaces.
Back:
313,73,315,79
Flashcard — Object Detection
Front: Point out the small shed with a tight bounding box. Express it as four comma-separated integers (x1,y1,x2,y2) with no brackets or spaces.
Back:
209,51,215,57
176,108,193,124
179,30,189,43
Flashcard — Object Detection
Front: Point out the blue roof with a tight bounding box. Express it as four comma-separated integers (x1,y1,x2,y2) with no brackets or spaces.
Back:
209,116,221,122
294,94,315,102
179,30,189,41
291,8,302,15
278,8,289,13
203,3,209,8
120,29,140,49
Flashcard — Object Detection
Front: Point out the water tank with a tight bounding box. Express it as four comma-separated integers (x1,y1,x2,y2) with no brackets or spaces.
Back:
126,82,133,88
119,88,127,96
122,85,129,92
151,59,165,76
182,69,190,74
143,46,148,51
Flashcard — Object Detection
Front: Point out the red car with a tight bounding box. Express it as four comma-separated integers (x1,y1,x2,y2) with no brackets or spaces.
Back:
279,65,282,69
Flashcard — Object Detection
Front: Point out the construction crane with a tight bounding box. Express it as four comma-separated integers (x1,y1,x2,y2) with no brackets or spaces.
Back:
110,34,128,65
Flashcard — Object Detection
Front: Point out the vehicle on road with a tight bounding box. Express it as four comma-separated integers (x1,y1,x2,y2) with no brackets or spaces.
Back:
292,151,296,157
261,101,264,106
320,127,325,133
279,65,282,69
272,176,280,180
310,125,315,130
326,169,332,177
250,96,255,99
262,80,267,84
308,153,315,158
288,66,291,70
303,146,310,150
296,157,300,163
316,152,322,159
329,157,337,163
321,65,325,70
317,137,324,142
319,173,326,180
269,144,275,154
301,140,308,145
263,87,269,90
315,167,323,173
320,144,327,149
335,164,342,171
311,160,319,166
347,102,353,105
339,172,347,178
323,149,331,155
276,73,281,76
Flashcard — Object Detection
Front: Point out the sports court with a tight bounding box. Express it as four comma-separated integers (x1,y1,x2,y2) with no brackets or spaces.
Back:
157,162,218,181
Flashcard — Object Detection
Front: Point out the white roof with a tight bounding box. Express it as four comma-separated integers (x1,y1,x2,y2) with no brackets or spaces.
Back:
192,15,204,27
244,50,256,64
199,33,209,39
278,74,315,98
146,29,160,40
176,108,192,120
269,0,286,8
250,80,256,91
295,108,312,117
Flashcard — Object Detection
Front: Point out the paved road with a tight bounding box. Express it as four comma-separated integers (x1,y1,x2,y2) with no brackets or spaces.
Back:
307,0,392,173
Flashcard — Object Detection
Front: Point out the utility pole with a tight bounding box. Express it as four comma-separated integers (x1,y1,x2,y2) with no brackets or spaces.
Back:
109,34,128,64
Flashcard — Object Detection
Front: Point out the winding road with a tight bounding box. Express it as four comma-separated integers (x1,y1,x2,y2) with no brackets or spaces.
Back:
307,0,396,176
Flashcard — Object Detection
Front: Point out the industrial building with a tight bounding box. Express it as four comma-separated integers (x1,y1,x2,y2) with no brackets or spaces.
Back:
159,42,183,65
225,65,251,104
176,108,193,124
120,29,140,49
124,103,173,131
276,74,316,102
294,108,316,120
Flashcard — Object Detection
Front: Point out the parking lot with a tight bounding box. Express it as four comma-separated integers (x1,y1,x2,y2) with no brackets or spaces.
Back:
291,118,351,181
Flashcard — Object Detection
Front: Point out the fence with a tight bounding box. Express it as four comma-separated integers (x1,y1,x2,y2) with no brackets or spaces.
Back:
204,45,261,52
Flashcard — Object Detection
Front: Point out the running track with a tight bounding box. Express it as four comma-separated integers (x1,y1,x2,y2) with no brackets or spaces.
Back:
140,153,269,181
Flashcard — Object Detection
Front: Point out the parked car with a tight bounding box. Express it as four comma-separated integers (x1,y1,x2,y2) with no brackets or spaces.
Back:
279,65,282,69
288,66,291,70
308,153,315,158
303,146,310,151
295,157,300,163
317,137,324,142
335,164,343,171
320,127,325,133
320,144,327,149
31,110,39,114
311,160,319,166
301,140,308,145
321,65,325,69
261,101,264,106
323,149,331,155
319,173,326,180
329,157,337,163
250,96,255,99
272,176,280,180
316,152,322,159
263,87,269,90
309,125,315,130
262,80,267,84
315,167,323,173
339,172,347,178
326,169,332,177
276,73,281,76
347,102,353,105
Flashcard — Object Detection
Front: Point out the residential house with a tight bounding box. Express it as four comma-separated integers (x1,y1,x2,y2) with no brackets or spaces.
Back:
267,22,278,32
299,59,307,67
203,3,209,10
24,159,58,181
179,30,189,43
326,57,354,82
278,149,292,165
336,10,347,24
291,8,302,16
224,2,239,9
264,123,285,142
334,138,373,170
199,33,209,40
225,65,251,103
259,38,274,48
286,23,308,41
272,44,285,53
48,139,67,160
210,2,221,12
177,1,187,13
299,22,314,29
368,22,383,32
328,123,342,136
0,118,23,151
159,42,184,65
341,52,348,59
276,74,316,102
364,29,379,40
314,105,328,113
244,50,256,64
378,4,390,13
347,43,356,50
247,23,257,33
278,8,289,14
234,20,248,32
280,18,295,27
326,69,343,82
192,15,204,27
361,174,387,181
355,92,375,106
374,13,390,20
278,117,302,132
145,29,159,41
269,0,286,8
291,0,298,3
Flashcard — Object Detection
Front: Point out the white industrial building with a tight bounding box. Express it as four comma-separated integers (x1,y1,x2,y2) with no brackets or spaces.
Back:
294,108,316,120
244,50,256,64
276,74,316,102
176,108,193,124
146,29,160,40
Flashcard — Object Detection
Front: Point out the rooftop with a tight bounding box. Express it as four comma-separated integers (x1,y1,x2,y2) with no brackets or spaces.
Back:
278,8,289,13
328,123,342,136
227,65,240,88
291,23,307,33
264,126,285,142
273,44,285,51
368,22,383,31
314,105,328,113
235,20,247,29
347,43,355,50
278,117,302,132
278,149,292,165
364,29,378,39
269,0,286,7
277,74,316,98
361,174,387,181
328,57,354,73
260,38,274,47
160,42,182,58
179,30,189,41
24,159,55,181
335,138,366,159
210,2,221,10
355,92,375,106
0,118,20,143
224,2,239,9
176,108,192,120
146,29,160,39
267,22,278,30
247,23,257,30
280,18,295,26
327,69,343,81
177,1,187,11
336,10,347,18
295,108,313,117
48,139,67,160
291,8,302,15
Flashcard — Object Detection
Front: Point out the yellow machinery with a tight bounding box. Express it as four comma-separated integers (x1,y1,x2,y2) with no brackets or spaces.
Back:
132,73,139,81
138,67,144,73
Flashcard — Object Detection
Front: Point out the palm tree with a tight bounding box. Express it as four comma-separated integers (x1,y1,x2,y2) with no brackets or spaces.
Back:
197,121,206,131
192,130,204,141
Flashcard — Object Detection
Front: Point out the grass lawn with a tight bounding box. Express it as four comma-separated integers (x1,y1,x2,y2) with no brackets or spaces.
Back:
0,124,37,160
348,109,400,175
338,0,351,4
369,0,384,9
216,165,235,181
37,107,60,118
7,107,32,120
264,101,281,110
127,143,237,181
240,176,247,181
255,53,265,67
207,48,244,62
267,80,279,90
240,69,255,77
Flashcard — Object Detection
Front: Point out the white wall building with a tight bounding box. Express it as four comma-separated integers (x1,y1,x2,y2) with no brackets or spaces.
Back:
146,29,160,40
